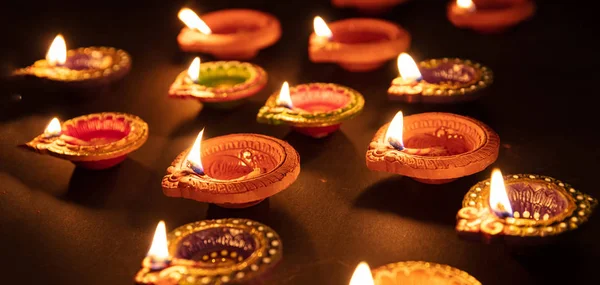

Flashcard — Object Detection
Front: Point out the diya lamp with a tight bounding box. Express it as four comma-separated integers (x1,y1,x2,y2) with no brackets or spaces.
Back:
447,0,536,33
308,16,411,72
177,8,281,60
349,261,482,285
168,57,268,109
162,129,300,208
388,53,493,103
456,169,597,245
135,219,283,285
331,0,409,15
366,111,500,184
256,82,365,138
23,112,148,170
13,34,131,88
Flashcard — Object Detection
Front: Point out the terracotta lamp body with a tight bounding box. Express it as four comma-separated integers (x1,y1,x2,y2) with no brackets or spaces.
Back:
331,0,410,14
447,0,536,33
373,261,481,285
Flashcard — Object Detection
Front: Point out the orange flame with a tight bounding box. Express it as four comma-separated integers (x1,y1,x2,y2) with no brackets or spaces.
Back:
313,16,333,38
397,53,422,81
384,111,404,149
46,34,67,66
457,0,476,12
147,221,169,260
186,129,205,174
187,57,201,82
349,262,374,285
44,118,62,137
276,81,293,109
490,169,513,217
178,8,212,34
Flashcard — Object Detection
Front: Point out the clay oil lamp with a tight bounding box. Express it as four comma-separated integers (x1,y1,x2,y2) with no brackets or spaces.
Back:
348,261,481,285
162,129,300,208
177,8,281,60
135,219,283,285
388,53,493,103
168,57,268,109
23,113,148,170
366,111,500,184
308,16,411,72
447,0,536,33
331,0,409,14
256,82,365,138
456,169,597,245
13,34,131,88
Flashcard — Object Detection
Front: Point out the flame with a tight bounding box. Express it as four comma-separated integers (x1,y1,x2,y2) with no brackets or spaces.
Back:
457,0,476,11
46,34,67,66
147,221,169,260
313,16,333,38
187,57,201,82
349,262,375,285
44,117,62,136
397,53,422,81
276,81,293,109
186,129,205,174
489,169,513,217
178,8,212,34
384,111,404,150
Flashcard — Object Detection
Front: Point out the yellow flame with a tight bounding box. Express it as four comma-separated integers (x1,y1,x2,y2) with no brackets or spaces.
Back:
397,53,422,81
46,34,67,66
44,117,62,136
457,0,476,11
349,262,375,285
186,129,204,173
490,169,513,217
384,111,404,148
147,221,169,260
276,81,293,108
187,57,201,82
313,16,333,38
178,8,212,34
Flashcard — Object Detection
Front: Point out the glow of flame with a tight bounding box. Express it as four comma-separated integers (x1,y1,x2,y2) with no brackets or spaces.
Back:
397,53,422,81
457,0,476,12
384,111,404,150
186,129,205,174
349,262,375,285
187,57,201,82
276,81,293,109
147,221,169,260
490,169,513,217
178,8,212,34
313,16,333,38
44,118,62,136
46,34,67,66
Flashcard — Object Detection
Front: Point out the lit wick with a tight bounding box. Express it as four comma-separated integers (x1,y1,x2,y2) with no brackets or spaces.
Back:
146,221,171,270
313,16,333,39
457,0,476,13
489,168,513,218
46,34,67,67
178,8,212,35
43,117,62,138
384,111,447,155
397,53,422,83
187,57,201,83
276,81,294,109
349,262,375,285
186,129,205,175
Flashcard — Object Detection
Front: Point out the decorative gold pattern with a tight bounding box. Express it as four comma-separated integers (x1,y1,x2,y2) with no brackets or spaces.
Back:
135,218,282,285
162,134,300,205
256,83,365,127
366,112,499,179
456,174,597,238
388,58,493,102
13,46,131,83
25,112,148,162
373,261,481,285
169,61,267,102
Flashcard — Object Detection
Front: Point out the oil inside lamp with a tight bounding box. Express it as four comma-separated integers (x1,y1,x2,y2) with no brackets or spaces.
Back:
186,129,205,175
46,34,67,66
43,117,62,138
349,262,375,285
489,168,513,218
457,0,476,12
397,53,422,82
146,221,171,270
178,8,212,35
276,81,293,109
313,16,333,39
187,57,201,83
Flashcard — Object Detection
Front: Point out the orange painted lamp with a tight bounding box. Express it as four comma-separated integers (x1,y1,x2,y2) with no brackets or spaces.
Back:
177,8,281,60
348,261,481,285
309,16,410,72
331,0,410,14
447,0,535,33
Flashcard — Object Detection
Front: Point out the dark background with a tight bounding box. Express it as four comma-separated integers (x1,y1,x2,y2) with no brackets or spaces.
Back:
1,0,598,284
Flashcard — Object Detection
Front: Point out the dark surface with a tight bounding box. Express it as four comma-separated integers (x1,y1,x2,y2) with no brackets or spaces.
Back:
1,0,598,284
